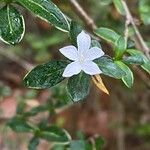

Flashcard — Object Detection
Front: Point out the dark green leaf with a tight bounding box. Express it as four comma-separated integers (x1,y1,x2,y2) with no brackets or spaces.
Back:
114,36,126,59
115,61,134,88
123,55,145,65
7,117,33,132
113,0,125,15
24,60,68,89
16,0,70,32
69,21,82,46
0,5,25,44
95,136,105,150
28,137,39,150
95,56,126,79
39,126,70,143
94,27,120,44
91,39,102,49
126,49,150,74
67,72,90,102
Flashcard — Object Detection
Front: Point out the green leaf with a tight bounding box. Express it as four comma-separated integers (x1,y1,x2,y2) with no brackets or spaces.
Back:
95,137,105,150
67,72,90,102
114,36,126,59
113,0,125,15
139,0,150,25
39,126,70,143
28,137,39,150
24,60,68,89
16,0,70,32
95,56,126,79
142,62,150,74
69,21,82,46
70,140,86,150
126,49,150,74
115,61,134,88
91,39,102,49
7,117,33,132
94,27,120,44
0,5,25,44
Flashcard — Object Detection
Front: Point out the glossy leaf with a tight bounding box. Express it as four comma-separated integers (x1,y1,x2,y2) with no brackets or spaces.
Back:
39,126,70,143
7,117,33,132
24,60,68,89
28,137,39,150
114,36,126,59
16,0,70,32
0,5,25,44
115,61,134,88
94,27,120,44
67,72,90,102
69,21,82,46
113,0,125,15
95,56,126,79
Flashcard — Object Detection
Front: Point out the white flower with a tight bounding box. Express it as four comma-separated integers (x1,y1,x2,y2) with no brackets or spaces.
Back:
59,31,105,77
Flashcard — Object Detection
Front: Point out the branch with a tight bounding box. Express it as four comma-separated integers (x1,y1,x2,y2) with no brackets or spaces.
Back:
121,0,150,59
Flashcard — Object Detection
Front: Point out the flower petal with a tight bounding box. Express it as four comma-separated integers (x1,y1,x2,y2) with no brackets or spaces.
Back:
59,46,78,61
82,61,102,75
77,31,91,53
62,61,82,77
85,47,105,61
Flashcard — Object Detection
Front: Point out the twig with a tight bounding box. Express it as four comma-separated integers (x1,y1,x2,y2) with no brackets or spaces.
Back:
0,48,34,71
121,0,150,59
69,0,97,31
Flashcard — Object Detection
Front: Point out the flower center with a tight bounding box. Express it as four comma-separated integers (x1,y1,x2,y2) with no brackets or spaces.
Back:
79,53,84,64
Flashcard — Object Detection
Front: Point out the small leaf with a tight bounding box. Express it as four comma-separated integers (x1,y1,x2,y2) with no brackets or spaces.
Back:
7,117,33,132
94,27,120,44
92,75,109,95
115,61,134,88
95,56,126,79
38,126,70,143
114,36,126,59
0,5,25,44
24,60,68,89
91,39,102,49
16,0,70,32
126,49,150,74
28,137,39,150
70,21,82,46
67,72,90,102
113,0,125,15
95,136,105,150
139,0,150,25
70,140,86,150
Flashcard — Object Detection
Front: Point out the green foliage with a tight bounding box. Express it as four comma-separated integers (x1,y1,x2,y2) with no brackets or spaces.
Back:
113,0,125,15
94,27,120,44
95,56,126,79
139,0,150,25
28,137,39,150
67,72,90,102
15,0,70,32
115,61,134,88
114,36,126,59
24,61,68,89
0,4,25,44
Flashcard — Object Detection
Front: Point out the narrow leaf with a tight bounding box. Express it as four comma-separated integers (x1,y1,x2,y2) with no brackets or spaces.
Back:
114,36,126,59
16,0,70,32
113,0,125,15
28,137,39,150
0,5,25,44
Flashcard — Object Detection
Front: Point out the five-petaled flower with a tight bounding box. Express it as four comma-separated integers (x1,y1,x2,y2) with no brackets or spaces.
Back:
59,31,105,77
